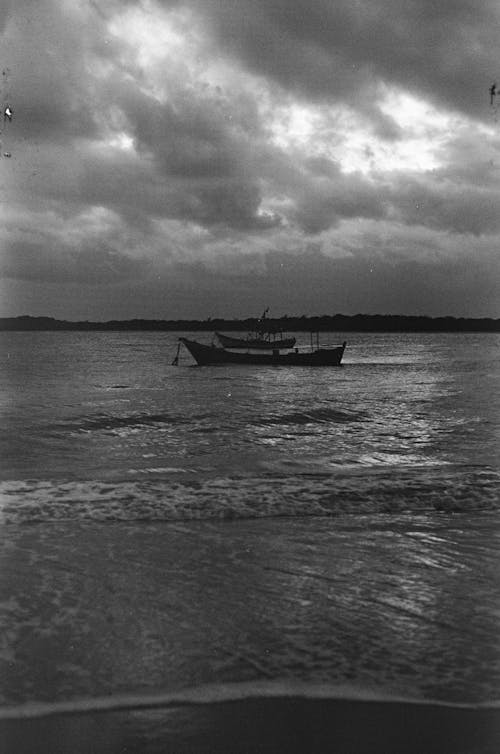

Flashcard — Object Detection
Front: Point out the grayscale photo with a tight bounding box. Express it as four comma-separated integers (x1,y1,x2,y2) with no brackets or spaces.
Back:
0,1,499,752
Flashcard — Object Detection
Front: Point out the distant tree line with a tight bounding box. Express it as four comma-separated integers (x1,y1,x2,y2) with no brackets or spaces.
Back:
1,314,499,332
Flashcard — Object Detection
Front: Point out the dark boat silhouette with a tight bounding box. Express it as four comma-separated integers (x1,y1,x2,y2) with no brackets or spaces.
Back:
178,337,346,366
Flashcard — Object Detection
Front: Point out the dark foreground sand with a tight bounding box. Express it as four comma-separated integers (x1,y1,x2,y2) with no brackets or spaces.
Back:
1,696,499,754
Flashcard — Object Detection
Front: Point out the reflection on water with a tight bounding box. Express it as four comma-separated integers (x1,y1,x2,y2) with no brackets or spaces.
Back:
1,331,499,482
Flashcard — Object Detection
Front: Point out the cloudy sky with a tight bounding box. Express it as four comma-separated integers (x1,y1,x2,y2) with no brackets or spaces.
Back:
1,0,499,319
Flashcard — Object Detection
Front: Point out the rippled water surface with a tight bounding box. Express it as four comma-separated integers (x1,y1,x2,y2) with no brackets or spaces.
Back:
1,330,500,713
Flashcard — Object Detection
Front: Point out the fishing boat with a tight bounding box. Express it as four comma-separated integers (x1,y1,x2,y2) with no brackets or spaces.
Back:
215,308,296,350
177,337,347,366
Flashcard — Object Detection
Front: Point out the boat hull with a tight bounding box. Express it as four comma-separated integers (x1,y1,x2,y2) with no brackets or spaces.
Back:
179,338,346,366
215,332,296,349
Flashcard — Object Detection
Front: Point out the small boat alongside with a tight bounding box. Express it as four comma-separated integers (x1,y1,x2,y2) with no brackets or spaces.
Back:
178,337,347,367
215,332,296,350
215,308,296,350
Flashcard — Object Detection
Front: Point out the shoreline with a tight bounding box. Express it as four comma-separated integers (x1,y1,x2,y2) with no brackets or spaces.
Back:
3,680,500,720
1,314,499,332
2,692,499,754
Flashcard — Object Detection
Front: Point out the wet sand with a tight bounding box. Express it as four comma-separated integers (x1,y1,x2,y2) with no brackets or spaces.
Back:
2,515,500,705
1,514,500,751
2,694,500,754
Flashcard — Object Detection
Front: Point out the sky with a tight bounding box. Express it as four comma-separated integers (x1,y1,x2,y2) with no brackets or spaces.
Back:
0,0,499,320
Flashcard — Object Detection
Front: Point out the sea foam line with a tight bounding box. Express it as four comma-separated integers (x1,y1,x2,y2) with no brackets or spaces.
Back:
1,681,499,720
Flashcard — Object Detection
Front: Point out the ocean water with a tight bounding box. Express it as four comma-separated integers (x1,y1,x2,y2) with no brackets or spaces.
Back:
1,330,500,729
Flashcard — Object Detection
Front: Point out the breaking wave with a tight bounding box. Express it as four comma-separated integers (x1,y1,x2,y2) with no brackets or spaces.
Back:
1,466,499,524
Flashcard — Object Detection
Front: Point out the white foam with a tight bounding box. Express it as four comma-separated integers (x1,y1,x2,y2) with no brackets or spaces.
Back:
1,466,499,524
1,680,499,720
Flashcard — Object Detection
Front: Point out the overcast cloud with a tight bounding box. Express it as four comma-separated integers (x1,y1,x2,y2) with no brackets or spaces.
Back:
0,0,499,318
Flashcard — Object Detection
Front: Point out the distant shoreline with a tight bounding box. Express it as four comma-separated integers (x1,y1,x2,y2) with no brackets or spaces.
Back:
0,314,499,332
1,314,499,333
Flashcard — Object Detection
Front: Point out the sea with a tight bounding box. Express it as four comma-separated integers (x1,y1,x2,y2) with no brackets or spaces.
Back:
1,330,500,752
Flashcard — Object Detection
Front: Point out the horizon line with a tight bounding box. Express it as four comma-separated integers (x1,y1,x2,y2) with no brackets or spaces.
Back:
2,313,500,323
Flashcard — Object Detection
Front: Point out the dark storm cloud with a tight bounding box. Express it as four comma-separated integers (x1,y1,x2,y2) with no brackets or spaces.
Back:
435,131,500,189
217,246,500,317
0,240,148,285
110,75,265,172
0,3,11,34
113,245,500,318
1,0,278,233
5,238,498,319
389,173,500,236
99,75,279,229
180,0,498,123
1,0,499,319
5,0,495,238
72,143,279,232
0,1,106,144
251,146,392,234
291,170,388,234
